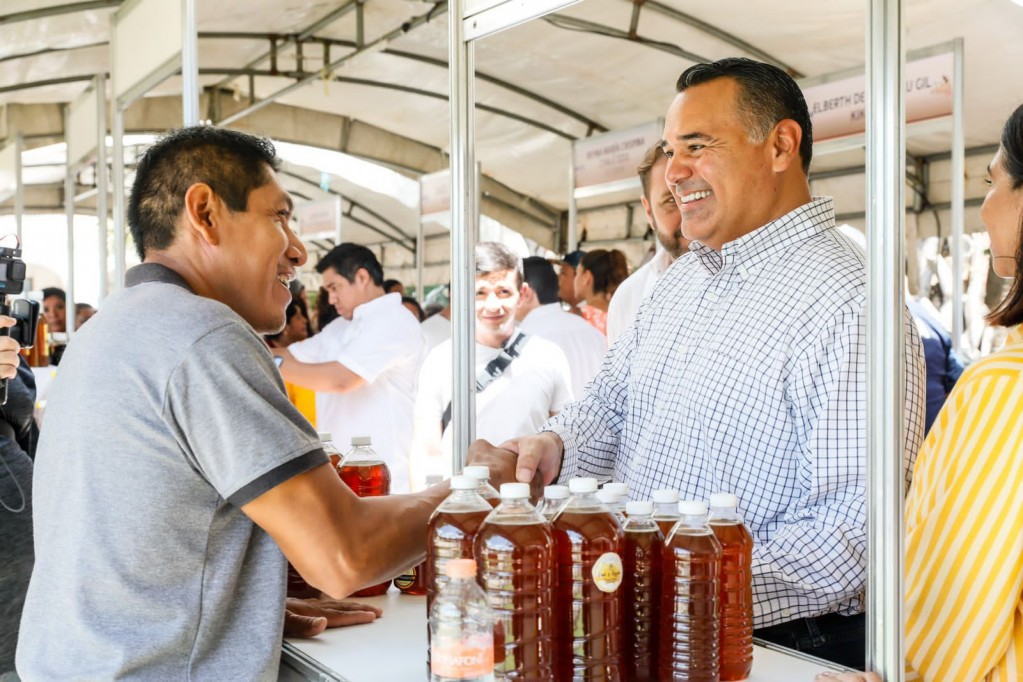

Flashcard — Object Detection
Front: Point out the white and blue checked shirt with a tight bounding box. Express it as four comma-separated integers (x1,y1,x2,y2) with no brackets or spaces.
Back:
544,197,925,628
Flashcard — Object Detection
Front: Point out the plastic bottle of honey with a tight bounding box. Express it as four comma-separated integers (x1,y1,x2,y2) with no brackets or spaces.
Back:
660,500,722,682
463,465,501,508
552,477,624,681
622,500,663,682
427,475,492,613
474,482,556,679
652,489,680,537
286,433,342,599
337,436,391,596
709,493,754,682
536,484,570,522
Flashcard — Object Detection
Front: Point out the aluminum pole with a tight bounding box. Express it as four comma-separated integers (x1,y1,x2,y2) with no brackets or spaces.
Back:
334,194,343,246
13,135,23,243
448,0,477,474
866,0,906,678
416,214,425,304
181,0,200,126
96,74,109,302
567,152,577,252
112,105,126,289
64,108,77,336
950,38,965,355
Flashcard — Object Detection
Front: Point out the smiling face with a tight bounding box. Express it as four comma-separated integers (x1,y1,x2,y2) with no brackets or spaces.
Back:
661,78,784,250
981,148,1023,279
642,154,689,260
213,171,307,334
475,269,523,348
43,295,66,332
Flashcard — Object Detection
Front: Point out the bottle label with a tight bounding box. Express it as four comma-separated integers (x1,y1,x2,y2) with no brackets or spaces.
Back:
394,567,416,589
431,635,494,678
592,552,624,593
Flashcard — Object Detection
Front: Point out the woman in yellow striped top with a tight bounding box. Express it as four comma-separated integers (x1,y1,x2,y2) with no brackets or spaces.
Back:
818,104,1023,682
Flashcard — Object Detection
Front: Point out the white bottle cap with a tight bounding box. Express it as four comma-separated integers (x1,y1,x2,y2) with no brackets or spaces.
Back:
568,477,598,494
652,489,679,504
604,482,629,496
317,432,333,442
626,500,654,516
595,489,620,504
544,484,570,500
450,475,479,490
350,436,371,446
500,482,530,499
463,465,490,480
678,500,708,516
709,492,738,509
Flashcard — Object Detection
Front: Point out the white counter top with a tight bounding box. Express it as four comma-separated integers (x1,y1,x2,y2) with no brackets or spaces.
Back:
280,590,845,681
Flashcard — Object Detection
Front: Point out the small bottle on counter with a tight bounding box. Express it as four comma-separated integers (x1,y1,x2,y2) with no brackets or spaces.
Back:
429,559,495,682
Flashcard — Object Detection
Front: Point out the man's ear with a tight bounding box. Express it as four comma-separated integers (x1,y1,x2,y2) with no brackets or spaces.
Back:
183,183,222,246
770,119,803,173
641,195,655,228
354,268,371,287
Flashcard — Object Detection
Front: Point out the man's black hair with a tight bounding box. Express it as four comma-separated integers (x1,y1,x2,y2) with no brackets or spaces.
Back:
42,287,66,302
676,57,814,174
522,256,559,305
127,126,280,259
316,243,385,286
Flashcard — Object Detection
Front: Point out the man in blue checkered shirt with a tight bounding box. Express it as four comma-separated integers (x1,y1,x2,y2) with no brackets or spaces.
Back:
476,58,925,669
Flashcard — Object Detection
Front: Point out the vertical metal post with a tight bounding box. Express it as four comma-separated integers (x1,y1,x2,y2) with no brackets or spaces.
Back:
112,105,126,288
334,194,343,246
96,74,109,303
14,135,24,243
448,0,477,473
416,208,425,304
64,107,77,335
866,0,905,679
181,0,200,126
567,148,578,252
950,38,965,355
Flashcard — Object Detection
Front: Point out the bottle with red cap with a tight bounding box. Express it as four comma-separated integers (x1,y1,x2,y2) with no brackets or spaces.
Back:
709,492,754,681
660,500,722,682
474,482,556,679
552,477,624,680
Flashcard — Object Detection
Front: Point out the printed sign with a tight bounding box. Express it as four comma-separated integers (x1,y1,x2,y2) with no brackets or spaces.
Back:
295,197,341,239
573,121,662,190
420,169,451,217
803,51,954,143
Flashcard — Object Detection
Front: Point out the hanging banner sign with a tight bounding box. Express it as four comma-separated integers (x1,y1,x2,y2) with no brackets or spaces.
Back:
572,120,663,190
420,169,451,217
804,51,954,143
295,197,341,239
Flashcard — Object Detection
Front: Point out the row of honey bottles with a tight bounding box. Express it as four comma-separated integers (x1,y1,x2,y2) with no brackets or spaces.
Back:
426,475,754,682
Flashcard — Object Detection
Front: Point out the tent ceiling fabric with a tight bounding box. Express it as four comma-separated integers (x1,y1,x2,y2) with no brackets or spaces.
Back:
1,0,1021,254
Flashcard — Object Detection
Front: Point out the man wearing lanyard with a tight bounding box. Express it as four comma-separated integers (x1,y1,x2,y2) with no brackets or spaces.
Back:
481,58,926,669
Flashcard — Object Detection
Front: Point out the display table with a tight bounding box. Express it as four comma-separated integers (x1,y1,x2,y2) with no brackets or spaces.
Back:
279,590,846,681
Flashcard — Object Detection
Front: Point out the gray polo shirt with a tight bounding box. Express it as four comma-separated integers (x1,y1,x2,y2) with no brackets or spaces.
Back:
17,263,325,681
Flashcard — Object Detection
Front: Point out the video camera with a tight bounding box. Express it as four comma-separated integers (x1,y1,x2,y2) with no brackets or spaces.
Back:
0,243,39,405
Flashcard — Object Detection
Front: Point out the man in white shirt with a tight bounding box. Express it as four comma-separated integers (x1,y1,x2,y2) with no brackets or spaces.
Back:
413,243,572,484
273,244,424,492
517,256,607,398
606,144,691,345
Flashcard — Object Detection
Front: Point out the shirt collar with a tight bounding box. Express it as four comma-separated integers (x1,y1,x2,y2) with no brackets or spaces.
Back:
650,248,674,276
353,291,400,321
125,263,193,292
689,196,836,276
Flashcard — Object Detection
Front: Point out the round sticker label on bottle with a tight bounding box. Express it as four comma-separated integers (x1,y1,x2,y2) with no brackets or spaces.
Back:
591,552,623,593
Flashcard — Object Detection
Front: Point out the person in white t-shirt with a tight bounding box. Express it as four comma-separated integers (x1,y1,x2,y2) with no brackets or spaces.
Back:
273,244,425,492
606,144,691,344
412,243,572,486
517,256,607,398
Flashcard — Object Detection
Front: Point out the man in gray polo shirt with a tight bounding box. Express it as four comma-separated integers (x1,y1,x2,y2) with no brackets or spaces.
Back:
16,127,512,680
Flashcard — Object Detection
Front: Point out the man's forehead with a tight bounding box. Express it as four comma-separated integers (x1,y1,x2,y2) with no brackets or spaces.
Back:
477,269,517,285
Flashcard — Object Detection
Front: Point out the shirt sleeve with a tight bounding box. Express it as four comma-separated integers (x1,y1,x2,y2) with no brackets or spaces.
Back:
335,314,420,384
543,312,636,482
750,300,925,625
413,343,448,424
164,323,326,507
904,366,1023,682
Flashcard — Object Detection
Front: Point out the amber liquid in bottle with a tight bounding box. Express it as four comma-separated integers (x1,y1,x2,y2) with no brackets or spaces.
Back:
427,509,491,614
660,528,722,682
393,561,429,595
623,522,663,681
711,521,754,681
554,510,624,681
475,520,556,679
338,460,392,597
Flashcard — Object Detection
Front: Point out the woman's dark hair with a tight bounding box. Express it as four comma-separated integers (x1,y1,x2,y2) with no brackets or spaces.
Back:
987,102,1023,328
316,286,340,331
580,249,629,297
266,298,306,346
401,296,425,322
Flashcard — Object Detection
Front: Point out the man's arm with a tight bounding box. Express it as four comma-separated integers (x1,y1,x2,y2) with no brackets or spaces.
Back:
273,347,366,393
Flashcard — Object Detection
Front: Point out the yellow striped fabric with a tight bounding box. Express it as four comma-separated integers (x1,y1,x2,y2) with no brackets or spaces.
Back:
905,325,1023,682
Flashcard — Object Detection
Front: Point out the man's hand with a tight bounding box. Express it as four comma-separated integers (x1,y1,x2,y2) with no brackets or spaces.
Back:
0,315,22,381
814,672,881,682
466,439,519,488
500,432,564,486
283,597,383,638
